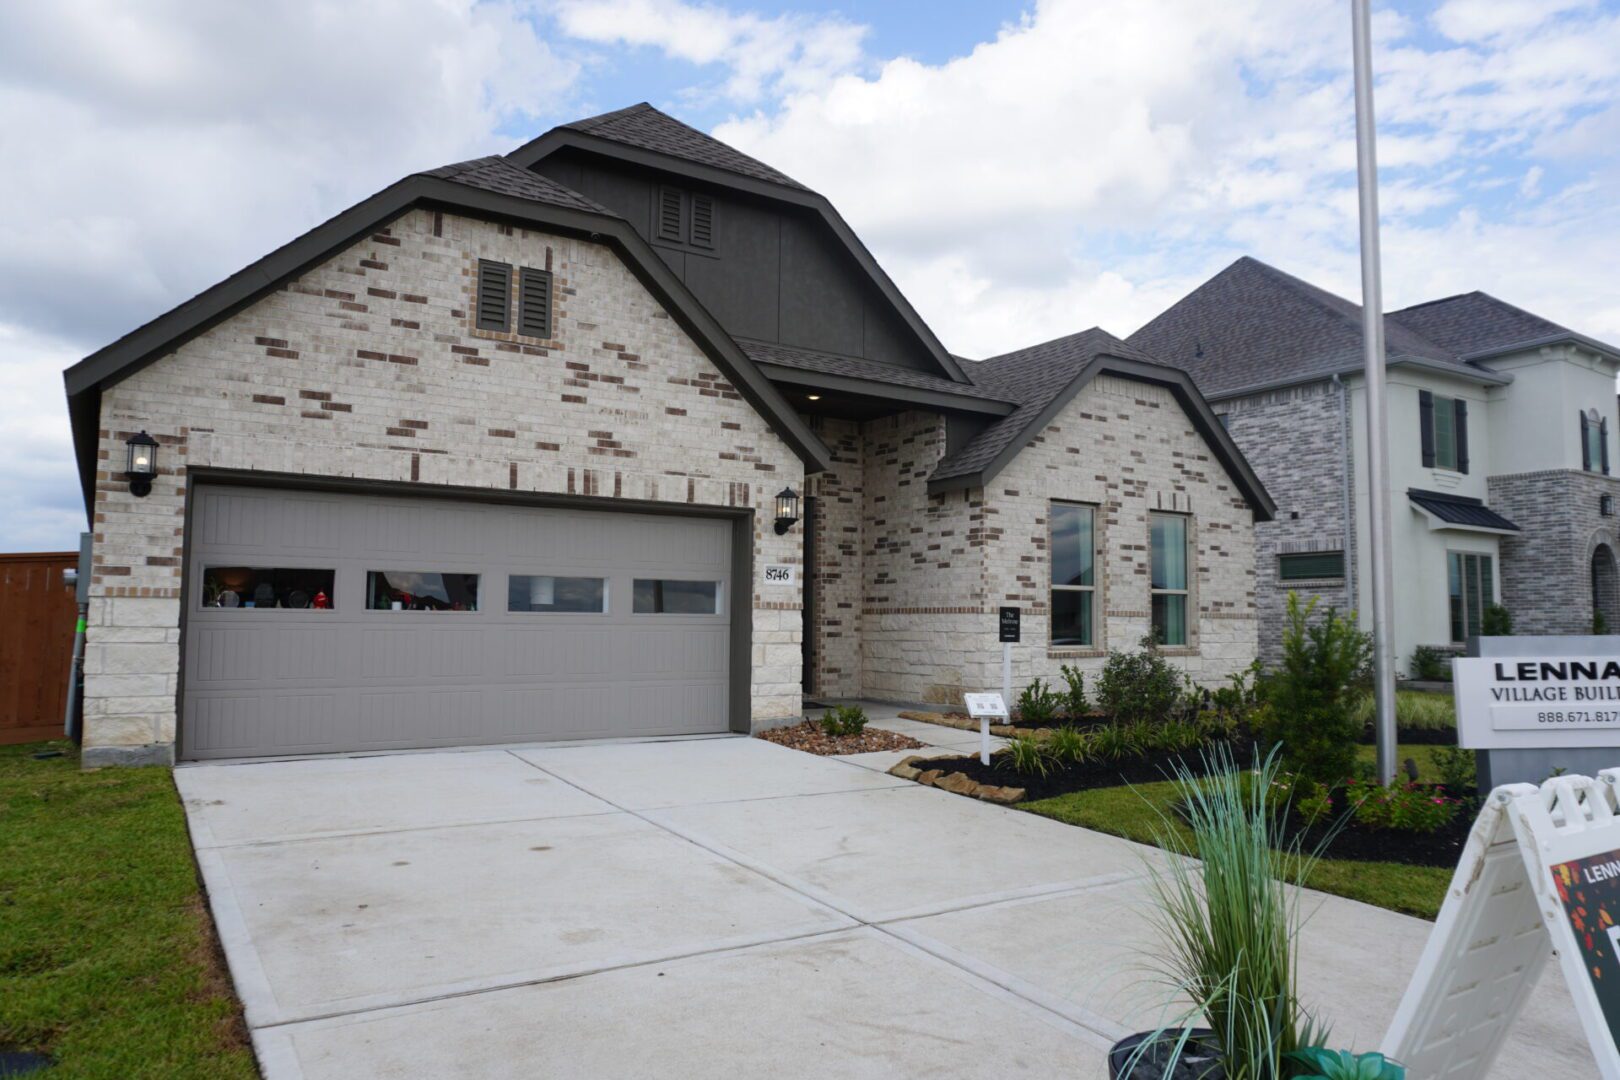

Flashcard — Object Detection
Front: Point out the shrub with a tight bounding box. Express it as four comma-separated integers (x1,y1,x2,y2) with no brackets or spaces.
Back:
1057,664,1090,719
1350,690,1455,733
1097,634,1187,724
1481,603,1512,637
1000,734,1052,778
1090,722,1141,762
1210,661,1262,724
1407,645,1450,682
1015,678,1062,725
1296,785,1334,828
1045,724,1093,767
1346,780,1459,833
1288,1048,1405,1080
1431,745,1477,800
819,704,868,737
1264,593,1372,788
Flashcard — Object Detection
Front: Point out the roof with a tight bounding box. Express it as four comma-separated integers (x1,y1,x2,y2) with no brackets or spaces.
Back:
1128,257,1489,399
63,156,834,511
558,103,808,191
738,339,1006,402
1388,292,1595,360
928,329,1275,519
1408,488,1520,533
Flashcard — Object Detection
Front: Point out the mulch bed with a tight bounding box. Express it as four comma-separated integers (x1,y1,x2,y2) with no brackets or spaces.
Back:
910,742,1254,802
1356,724,1456,745
756,721,926,757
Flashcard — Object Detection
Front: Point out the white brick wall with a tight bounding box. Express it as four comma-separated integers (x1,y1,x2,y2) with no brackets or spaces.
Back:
87,208,805,760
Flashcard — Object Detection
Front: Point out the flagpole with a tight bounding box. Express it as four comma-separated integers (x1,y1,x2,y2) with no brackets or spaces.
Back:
1351,0,1398,786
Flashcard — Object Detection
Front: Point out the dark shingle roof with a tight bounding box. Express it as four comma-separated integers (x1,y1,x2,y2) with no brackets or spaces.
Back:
420,156,611,214
932,329,1166,481
1128,257,1470,398
1388,292,1571,358
562,103,808,191
1408,488,1519,532
738,339,1005,401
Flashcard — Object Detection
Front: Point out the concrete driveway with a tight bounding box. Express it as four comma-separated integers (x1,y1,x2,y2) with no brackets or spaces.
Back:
177,723,1589,1079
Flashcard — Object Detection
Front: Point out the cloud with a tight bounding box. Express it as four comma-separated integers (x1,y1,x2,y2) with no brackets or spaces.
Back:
0,321,90,550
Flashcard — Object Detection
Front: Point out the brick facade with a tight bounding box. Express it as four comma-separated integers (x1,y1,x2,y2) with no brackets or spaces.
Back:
1488,469,1620,634
85,208,805,764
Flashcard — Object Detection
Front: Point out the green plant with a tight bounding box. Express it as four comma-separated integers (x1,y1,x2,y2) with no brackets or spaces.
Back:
1346,780,1459,834
1015,678,1062,725
1045,724,1093,767
1090,722,1141,762
1288,1048,1405,1080
1349,690,1455,733
1000,734,1052,778
1057,663,1090,719
1264,593,1373,788
1296,784,1334,828
1481,603,1512,637
1407,645,1450,682
1598,611,1611,635
1135,746,1327,1078
819,704,868,737
1210,661,1262,724
1097,634,1187,724
1431,745,1476,800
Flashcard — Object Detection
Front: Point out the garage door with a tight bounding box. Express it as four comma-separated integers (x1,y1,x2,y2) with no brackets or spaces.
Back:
181,485,733,759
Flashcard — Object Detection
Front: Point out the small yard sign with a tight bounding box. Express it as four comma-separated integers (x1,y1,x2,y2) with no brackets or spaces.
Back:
1383,771,1620,1078
963,693,1007,766
998,606,1021,643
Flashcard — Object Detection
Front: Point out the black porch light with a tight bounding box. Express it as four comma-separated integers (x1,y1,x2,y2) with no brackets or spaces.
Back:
773,486,800,535
125,430,159,497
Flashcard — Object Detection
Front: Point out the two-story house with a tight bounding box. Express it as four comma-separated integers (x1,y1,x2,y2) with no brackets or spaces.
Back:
64,104,1273,765
1130,257,1620,669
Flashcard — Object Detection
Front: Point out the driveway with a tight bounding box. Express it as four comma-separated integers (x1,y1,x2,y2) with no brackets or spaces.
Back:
177,716,1589,1079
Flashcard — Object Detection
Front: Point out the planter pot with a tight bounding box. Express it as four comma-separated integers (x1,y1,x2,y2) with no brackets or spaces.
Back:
1108,1029,1223,1079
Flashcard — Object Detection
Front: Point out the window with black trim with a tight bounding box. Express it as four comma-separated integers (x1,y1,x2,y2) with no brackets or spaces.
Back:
1150,513,1190,646
518,267,552,340
1419,389,1468,473
1049,502,1096,646
476,260,512,332
1279,551,1345,581
1581,409,1610,474
1447,552,1493,643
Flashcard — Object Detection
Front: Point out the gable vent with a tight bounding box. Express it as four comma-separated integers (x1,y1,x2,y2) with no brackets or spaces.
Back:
519,268,552,340
657,186,685,243
690,195,715,248
476,260,512,332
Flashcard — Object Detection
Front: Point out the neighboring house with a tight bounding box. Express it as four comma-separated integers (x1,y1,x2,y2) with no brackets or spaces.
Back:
63,103,1272,766
1130,256,1620,670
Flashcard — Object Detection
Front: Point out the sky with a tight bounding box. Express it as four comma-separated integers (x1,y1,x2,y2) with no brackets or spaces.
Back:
2,0,1617,551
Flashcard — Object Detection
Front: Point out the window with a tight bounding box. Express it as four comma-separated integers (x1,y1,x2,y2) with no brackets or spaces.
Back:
367,571,480,611
518,268,552,339
1049,502,1096,646
1447,552,1494,643
633,579,721,614
476,260,512,332
1278,551,1345,581
508,575,605,613
202,566,334,609
1150,513,1190,646
1582,409,1610,475
1420,390,1469,473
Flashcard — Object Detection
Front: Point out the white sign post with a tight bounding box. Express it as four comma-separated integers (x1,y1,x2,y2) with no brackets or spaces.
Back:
963,693,1006,767
1383,771,1620,1078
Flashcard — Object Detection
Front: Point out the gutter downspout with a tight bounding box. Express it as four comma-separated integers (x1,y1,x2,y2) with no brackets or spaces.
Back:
1332,373,1356,612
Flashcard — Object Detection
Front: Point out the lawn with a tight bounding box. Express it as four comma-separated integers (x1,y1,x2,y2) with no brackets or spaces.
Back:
0,741,256,1079
1020,744,1461,920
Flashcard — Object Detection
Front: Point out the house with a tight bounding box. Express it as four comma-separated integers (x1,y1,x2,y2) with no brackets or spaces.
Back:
63,103,1272,766
1129,256,1620,670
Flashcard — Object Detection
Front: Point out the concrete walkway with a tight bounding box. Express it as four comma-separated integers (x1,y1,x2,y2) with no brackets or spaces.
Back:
178,709,1589,1079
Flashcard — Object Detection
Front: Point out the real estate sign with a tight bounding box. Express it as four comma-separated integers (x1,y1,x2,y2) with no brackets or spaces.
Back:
1453,656,1620,750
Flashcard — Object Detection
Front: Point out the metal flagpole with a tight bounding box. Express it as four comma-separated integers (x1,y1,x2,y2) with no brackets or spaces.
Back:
1351,0,1399,785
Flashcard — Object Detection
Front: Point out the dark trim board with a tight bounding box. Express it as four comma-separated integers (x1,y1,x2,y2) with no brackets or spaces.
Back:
174,468,757,758
756,362,1017,417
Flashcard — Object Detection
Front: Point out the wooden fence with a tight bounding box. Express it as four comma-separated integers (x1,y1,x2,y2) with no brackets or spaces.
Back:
0,552,78,745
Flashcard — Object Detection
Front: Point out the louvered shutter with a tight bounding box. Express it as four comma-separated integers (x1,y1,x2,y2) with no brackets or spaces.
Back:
476,260,511,332
690,195,714,248
1454,399,1469,474
1604,417,1612,475
1419,390,1436,468
1582,411,1592,471
519,268,551,340
656,186,684,243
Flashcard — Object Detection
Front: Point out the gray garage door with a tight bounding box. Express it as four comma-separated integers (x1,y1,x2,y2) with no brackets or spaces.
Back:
181,485,732,759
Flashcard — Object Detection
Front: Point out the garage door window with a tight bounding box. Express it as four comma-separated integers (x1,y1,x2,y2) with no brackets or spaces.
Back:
508,575,607,613
202,566,335,609
633,579,721,614
366,570,480,611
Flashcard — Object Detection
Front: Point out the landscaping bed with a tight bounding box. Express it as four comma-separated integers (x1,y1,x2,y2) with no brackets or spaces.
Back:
1280,798,1472,867
757,720,925,756
893,742,1247,802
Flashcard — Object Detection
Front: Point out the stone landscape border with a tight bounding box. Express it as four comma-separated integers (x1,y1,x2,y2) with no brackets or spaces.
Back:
886,754,1026,804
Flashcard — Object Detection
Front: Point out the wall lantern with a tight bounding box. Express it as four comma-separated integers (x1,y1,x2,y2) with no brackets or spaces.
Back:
773,487,800,535
1603,494,1615,518
125,430,159,497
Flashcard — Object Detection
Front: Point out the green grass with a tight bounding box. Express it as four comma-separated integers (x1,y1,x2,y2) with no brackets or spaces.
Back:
0,742,255,1079
1020,751,1457,920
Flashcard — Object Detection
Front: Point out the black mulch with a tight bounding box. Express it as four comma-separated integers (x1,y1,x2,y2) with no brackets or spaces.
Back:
916,741,1257,802
1273,790,1477,867
1356,724,1456,746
